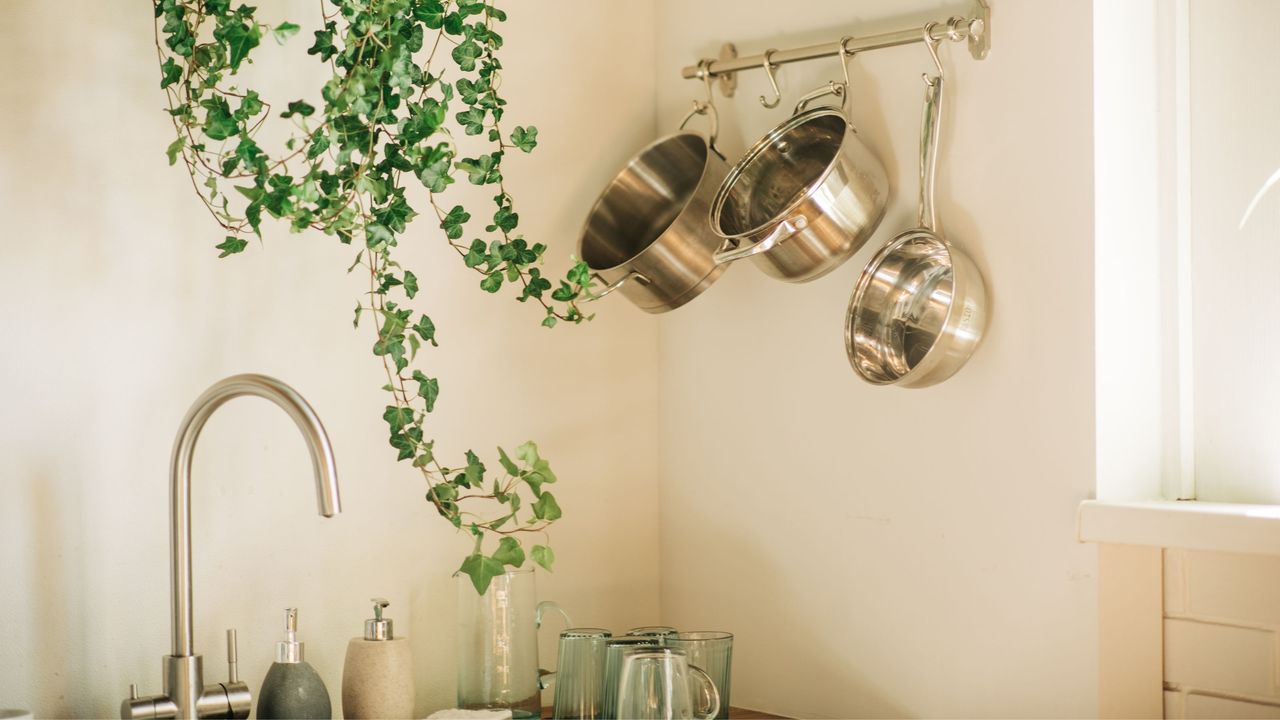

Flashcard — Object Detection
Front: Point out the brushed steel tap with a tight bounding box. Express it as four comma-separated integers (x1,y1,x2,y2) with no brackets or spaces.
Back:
122,374,342,719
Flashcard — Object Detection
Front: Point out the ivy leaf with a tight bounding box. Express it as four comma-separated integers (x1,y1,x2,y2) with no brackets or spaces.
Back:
414,0,445,28
459,553,506,594
542,313,558,329
492,536,525,568
272,21,300,45
353,303,363,328
531,492,562,522
281,100,315,119
480,272,503,293
383,405,413,435
452,40,481,71
510,126,538,153
160,57,182,88
456,108,485,135
215,20,261,72
165,136,186,166
307,23,338,60
366,223,394,249
441,205,470,239
463,239,488,268
457,153,500,185
214,236,247,258
531,544,555,571
464,450,486,487
403,270,419,299
201,98,237,140
413,315,438,346
497,447,520,476
418,158,454,193
412,370,440,412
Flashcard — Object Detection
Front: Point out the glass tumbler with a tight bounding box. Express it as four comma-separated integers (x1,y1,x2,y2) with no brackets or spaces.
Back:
625,626,678,641
600,636,660,718
615,648,719,720
549,628,611,719
665,632,733,719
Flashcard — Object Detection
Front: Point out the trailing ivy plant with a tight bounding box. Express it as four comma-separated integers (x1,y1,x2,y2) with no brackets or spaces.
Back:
154,0,596,593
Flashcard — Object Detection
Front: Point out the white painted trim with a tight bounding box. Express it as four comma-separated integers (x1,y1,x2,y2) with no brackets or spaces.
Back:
1078,500,1280,555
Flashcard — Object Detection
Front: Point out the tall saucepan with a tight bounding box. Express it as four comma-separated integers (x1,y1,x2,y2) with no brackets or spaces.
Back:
577,76,731,314
845,25,987,388
709,41,890,283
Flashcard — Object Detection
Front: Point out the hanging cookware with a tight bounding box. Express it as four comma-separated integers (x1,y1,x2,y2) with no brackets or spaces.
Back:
710,39,890,283
577,63,730,313
845,25,987,388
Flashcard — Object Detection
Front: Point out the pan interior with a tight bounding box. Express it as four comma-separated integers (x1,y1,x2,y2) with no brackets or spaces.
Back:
850,234,955,383
580,134,708,270
716,113,845,237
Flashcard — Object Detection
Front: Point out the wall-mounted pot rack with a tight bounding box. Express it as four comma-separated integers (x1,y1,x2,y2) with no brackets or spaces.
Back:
679,1,990,98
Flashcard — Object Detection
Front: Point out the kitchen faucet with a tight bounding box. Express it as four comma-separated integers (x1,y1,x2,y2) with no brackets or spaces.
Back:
122,374,342,719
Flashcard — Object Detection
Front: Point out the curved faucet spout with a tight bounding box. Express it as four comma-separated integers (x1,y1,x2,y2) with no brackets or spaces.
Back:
169,374,342,659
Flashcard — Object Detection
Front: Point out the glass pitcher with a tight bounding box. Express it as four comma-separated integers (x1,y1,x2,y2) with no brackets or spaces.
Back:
457,567,570,718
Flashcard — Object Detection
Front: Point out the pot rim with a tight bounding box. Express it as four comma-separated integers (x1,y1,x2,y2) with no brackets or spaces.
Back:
710,106,850,242
577,130,717,274
845,227,967,386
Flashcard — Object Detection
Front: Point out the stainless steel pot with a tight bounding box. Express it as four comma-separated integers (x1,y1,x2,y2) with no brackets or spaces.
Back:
578,103,730,313
845,28,987,388
709,81,889,283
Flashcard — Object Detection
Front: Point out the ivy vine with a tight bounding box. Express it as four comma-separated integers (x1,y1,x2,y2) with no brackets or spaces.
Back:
154,0,597,593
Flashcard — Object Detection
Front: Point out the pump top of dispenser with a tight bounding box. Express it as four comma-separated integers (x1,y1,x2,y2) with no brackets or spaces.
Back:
364,598,393,641
276,607,305,663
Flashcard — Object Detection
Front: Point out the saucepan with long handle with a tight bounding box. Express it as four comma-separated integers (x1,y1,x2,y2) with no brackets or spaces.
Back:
845,24,988,388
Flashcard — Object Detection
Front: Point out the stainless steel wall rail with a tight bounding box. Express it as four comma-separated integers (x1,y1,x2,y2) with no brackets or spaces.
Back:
680,2,990,97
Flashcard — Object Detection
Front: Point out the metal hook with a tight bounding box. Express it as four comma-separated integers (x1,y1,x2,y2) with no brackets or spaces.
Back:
837,36,855,88
696,58,716,106
758,49,782,109
921,22,944,86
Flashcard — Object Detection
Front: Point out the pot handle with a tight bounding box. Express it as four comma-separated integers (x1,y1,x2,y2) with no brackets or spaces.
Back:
583,270,650,301
793,81,846,115
679,100,724,161
712,215,809,265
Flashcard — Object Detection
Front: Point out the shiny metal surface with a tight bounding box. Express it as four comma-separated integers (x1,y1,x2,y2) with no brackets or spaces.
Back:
681,2,991,87
845,29,987,388
578,130,729,312
124,374,342,718
711,103,889,282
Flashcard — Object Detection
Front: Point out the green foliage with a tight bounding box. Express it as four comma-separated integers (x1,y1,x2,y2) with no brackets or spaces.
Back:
155,0,599,594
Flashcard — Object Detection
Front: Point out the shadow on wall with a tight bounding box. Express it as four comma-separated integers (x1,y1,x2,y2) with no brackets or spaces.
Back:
28,466,88,719
698,516,909,719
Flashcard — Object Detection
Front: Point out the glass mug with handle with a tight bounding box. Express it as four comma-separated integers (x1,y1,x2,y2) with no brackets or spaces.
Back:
615,647,720,720
601,636,662,718
457,567,571,718
664,632,733,719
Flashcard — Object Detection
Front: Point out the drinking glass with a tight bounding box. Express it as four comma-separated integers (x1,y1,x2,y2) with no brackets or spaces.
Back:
549,628,611,719
625,626,678,641
615,648,719,720
600,636,660,718
665,632,733,719
457,567,570,718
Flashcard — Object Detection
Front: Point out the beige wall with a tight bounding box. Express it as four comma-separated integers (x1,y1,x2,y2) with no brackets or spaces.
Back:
0,2,659,717
652,1,1098,716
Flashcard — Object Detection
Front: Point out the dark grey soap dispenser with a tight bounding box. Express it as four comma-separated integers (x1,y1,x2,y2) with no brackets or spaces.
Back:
257,608,333,719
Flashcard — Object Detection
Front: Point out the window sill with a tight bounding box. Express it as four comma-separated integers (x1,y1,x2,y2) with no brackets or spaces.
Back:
1077,500,1280,556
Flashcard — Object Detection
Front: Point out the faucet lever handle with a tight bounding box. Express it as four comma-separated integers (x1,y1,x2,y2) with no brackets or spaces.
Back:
226,628,239,684
130,683,139,700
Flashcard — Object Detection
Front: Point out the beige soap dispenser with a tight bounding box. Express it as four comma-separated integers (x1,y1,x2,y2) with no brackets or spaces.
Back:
341,597,415,719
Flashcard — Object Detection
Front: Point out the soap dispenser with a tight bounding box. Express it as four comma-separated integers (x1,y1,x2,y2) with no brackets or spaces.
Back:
257,608,333,719
342,597,415,719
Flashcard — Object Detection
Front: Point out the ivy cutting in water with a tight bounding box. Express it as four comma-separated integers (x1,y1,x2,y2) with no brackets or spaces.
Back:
154,0,596,593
